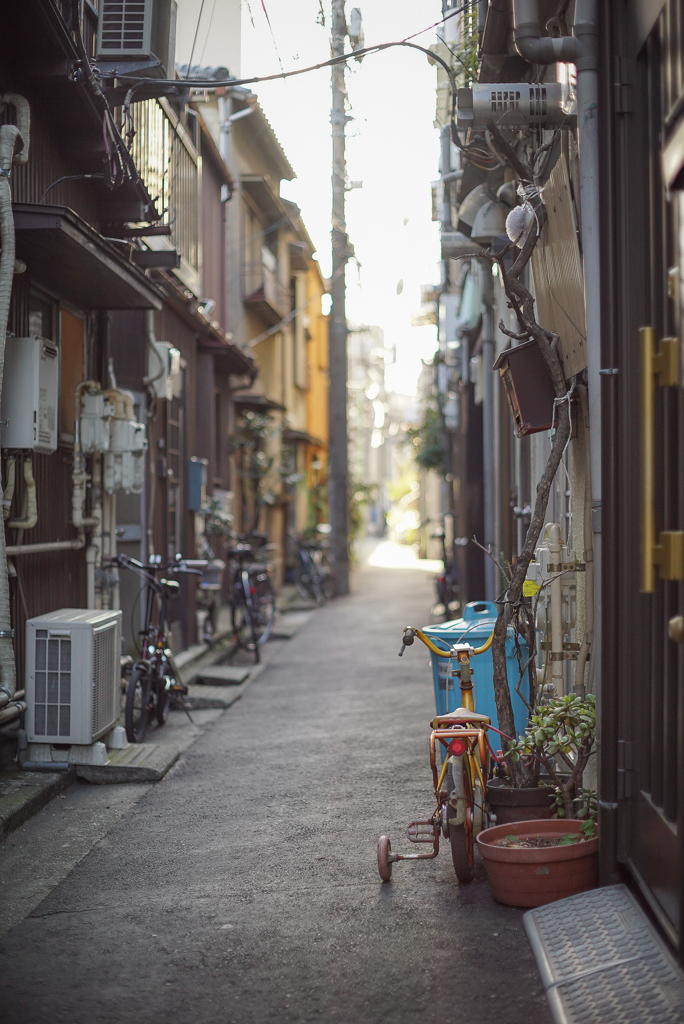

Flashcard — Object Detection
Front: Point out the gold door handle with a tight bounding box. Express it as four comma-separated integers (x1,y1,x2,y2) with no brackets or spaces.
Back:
669,615,684,643
640,326,682,592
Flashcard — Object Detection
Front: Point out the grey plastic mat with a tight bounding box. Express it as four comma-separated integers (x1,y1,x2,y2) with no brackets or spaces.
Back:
524,884,684,1024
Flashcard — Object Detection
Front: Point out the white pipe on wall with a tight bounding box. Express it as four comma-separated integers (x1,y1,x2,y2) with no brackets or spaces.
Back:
7,457,37,530
2,456,15,521
0,98,29,703
547,522,565,695
6,538,84,556
72,381,100,532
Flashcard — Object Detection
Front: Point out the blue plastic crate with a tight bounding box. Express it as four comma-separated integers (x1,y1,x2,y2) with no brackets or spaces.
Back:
422,600,530,743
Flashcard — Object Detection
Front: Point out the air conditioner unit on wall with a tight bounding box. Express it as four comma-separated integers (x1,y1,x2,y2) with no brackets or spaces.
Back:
96,0,177,79
25,610,122,746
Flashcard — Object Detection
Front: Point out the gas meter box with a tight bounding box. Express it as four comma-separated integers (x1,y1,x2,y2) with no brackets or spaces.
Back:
104,420,146,495
0,337,59,454
79,391,113,453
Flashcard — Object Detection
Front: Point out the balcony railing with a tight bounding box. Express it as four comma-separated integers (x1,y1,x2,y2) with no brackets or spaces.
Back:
130,98,200,294
242,261,289,326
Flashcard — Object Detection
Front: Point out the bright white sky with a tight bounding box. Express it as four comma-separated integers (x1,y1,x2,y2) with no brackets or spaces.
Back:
239,0,441,394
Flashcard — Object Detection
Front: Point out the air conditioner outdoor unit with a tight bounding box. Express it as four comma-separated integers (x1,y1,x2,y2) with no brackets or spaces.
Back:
96,0,177,79
25,609,122,746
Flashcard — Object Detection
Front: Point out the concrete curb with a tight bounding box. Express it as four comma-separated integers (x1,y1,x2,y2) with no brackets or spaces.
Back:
0,767,76,841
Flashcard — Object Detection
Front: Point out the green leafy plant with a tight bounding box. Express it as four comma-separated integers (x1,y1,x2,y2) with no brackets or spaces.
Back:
232,411,276,534
406,404,447,477
506,693,597,821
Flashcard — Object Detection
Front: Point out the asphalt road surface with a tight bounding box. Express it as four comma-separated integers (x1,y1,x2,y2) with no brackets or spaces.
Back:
0,542,551,1024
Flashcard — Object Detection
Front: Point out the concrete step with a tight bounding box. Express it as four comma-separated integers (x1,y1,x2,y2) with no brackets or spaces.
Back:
193,664,250,685
184,683,245,709
525,884,684,1023
76,737,191,784
270,610,314,638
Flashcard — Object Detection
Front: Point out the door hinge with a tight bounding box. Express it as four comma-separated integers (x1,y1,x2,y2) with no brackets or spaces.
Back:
617,739,635,800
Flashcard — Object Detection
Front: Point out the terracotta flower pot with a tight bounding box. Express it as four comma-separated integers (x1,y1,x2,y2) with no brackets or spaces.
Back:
486,778,555,825
476,818,598,908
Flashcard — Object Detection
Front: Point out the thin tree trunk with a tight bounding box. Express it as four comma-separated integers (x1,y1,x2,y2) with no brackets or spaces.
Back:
477,122,574,787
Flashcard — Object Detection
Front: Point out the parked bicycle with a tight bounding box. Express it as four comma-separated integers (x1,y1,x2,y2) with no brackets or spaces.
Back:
293,524,336,605
377,624,496,884
432,516,462,622
112,553,206,743
228,531,275,662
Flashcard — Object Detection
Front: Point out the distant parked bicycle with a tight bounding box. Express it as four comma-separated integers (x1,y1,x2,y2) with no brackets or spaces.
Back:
293,524,336,605
228,531,275,662
432,517,462,622
112,553,206,743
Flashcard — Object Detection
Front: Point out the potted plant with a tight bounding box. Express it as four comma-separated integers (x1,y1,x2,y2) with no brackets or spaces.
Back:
477,693,598,907
488,692,597,823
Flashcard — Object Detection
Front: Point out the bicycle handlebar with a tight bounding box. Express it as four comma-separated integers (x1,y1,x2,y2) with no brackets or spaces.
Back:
109,554,208,577
400,625,494,658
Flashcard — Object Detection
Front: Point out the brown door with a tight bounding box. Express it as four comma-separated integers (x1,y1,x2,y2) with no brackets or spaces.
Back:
603,0,684,954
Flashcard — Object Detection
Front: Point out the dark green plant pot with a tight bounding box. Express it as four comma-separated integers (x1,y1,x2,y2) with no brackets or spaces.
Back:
487,777,555,825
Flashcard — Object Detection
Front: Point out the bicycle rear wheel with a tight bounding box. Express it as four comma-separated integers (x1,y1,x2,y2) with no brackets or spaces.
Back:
295,565,317,602
232,593,256,649
125,666,152,743
253,575,275,645
320,552,337,600
155,663,175,726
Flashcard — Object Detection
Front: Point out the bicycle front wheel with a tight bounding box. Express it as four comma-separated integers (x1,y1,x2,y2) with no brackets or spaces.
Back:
447,758,475,883
125,666,152,743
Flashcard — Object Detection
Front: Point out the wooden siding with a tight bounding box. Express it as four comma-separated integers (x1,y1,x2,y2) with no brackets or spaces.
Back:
0,105,98,226
201,151,227,328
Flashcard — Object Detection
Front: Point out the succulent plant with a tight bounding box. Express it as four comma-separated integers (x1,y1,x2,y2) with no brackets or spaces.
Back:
505,693,597,820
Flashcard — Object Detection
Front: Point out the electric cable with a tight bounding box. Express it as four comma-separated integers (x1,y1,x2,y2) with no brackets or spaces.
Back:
39,174,106,204
109,2,486,166
185,0,207,78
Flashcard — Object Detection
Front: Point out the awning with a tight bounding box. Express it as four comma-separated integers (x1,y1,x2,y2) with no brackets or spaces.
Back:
283,428,324,447
234,394,285,413
13,205,162,310
199,336,254,376
240,176,286,224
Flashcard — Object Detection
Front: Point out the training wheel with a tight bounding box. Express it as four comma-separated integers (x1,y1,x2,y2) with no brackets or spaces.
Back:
377,835,393,882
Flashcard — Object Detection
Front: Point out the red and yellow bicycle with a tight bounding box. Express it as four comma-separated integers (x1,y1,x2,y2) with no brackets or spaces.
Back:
377,625,495,884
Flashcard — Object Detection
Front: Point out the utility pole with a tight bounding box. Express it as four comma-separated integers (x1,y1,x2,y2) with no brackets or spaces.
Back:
329,0,352,594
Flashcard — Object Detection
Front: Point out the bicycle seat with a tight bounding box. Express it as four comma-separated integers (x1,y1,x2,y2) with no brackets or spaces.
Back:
160,579,181,600
432,708,491,728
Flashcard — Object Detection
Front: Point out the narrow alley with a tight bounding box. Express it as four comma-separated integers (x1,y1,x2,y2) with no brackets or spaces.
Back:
0,550,549,1024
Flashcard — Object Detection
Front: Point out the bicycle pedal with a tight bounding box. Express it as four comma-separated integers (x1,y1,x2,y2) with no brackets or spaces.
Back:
406,820,436,844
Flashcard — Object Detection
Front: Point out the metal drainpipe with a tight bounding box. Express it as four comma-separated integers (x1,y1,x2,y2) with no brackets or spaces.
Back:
480,260,496,600
509,0,600,690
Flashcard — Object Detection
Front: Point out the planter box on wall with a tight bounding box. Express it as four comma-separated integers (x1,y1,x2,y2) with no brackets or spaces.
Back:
493,339,557,437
